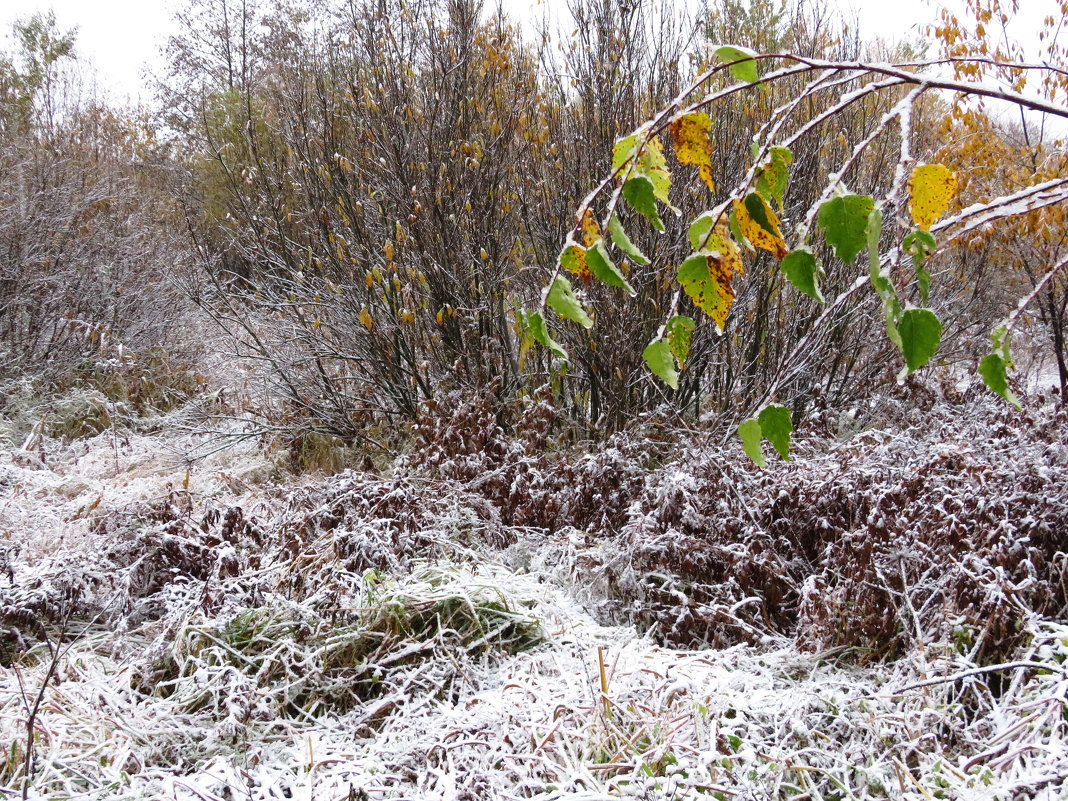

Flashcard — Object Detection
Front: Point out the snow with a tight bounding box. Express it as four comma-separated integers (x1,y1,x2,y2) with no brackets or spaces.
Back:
1,395,1067,799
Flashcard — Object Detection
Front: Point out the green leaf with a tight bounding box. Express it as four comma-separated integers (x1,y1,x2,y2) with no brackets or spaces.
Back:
607,215,649,266
688,212,715,250
902,229,936,306
612,133,640,172
866,204,882,274
898,307,942,374
714,45,759,83
666,315,695,367
737,418,766,467
978,353,1021,409
755,146,793,209
521,310,566,360
622,176,664,232
757,404,793,460
780,248,824,303
866,207,902,348
547,275,592,328
643,338,678,389
586,239,636,295
818,194,875,264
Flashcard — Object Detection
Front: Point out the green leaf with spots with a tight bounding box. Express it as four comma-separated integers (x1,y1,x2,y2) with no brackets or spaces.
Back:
818,194,874,264
587,238,636,295
908,163,956,230
612,133,641,172
607,215,649,266
643,338,678,389
737,418,766,467
898,307,941,373
757,404,793,460
780,248,824,303
666,315,695,367
743,192,779,238
559,242,589,281
623,176,664,232
978,353,1021,409
547,275,592,328
678,243,741,333
637,137,673,206
714,45,759,83
755,146,793,209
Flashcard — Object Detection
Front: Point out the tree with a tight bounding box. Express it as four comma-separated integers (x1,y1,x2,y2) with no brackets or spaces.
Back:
529,1,1068,458
929,0,1068,400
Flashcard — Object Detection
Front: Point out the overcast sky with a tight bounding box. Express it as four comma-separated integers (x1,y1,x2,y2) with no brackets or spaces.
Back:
0,0,1055,104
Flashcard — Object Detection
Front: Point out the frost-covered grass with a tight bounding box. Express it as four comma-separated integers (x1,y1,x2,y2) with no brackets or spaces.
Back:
1,389,1066,800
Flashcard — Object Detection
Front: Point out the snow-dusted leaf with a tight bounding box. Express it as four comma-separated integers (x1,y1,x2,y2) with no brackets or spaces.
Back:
714,44,760,83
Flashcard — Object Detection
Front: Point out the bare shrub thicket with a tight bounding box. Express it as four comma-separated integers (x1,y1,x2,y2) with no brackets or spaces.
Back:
567,391,1068,661
167,0,968,440
0,15,197,415
360,376,1068,665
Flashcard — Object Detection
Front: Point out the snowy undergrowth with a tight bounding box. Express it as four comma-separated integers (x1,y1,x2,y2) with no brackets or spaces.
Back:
0,392,1066,800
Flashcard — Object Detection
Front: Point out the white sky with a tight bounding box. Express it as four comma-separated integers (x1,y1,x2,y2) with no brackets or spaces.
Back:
0,0,1055,103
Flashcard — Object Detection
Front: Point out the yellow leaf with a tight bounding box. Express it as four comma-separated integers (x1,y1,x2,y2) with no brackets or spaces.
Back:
559,242,590,281
734,195,788,259
359,306,374,331
670,112,715,191
579,208,601,247
704,233,745,277
383,240,395,261
908,163,957,230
